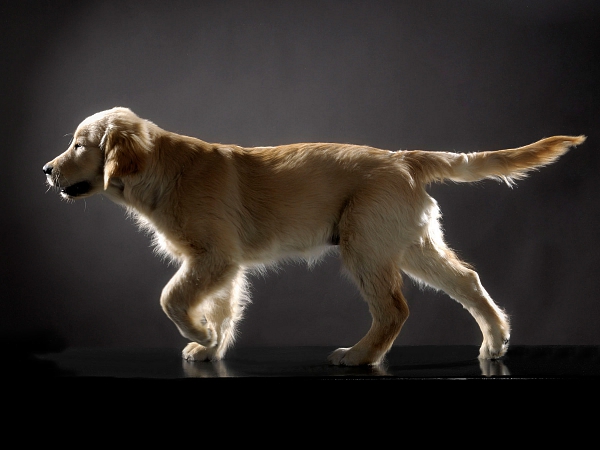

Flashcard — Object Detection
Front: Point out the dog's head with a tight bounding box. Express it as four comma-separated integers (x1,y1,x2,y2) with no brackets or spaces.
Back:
43,107,152,199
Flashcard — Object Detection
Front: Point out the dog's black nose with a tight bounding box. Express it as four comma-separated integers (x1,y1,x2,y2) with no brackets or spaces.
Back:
43,164,53,175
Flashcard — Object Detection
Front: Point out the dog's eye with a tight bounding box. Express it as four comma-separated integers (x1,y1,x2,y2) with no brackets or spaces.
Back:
74,143,82,149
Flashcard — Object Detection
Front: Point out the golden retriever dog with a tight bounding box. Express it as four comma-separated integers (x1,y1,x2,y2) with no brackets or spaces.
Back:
43,107,585,365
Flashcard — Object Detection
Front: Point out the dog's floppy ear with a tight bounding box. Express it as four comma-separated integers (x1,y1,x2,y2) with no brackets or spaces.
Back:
101,113,151,189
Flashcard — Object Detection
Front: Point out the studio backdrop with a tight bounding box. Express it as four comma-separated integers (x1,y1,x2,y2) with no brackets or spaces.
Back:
1,0,599,353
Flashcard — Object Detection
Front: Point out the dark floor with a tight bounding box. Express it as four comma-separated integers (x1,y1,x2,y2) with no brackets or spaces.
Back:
16,345,600,379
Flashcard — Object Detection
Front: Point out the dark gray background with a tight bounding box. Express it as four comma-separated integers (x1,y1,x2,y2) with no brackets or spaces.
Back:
2,0,599,353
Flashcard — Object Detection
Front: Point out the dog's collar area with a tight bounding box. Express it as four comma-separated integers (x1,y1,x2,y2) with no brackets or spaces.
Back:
61,181,92,197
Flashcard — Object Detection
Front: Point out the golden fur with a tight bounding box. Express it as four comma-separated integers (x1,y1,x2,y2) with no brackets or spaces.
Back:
43,107,586,365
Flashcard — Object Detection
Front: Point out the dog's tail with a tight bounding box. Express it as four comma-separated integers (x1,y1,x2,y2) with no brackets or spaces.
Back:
402,135,586,186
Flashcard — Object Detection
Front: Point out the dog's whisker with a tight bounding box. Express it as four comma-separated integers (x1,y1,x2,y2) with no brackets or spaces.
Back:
64,133,74,147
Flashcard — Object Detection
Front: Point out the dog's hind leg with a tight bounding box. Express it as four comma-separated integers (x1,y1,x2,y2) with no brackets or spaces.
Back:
401,238,510,360
329,255,409,366
160,258,247,361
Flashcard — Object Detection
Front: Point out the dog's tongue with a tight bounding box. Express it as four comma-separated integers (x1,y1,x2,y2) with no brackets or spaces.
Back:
62,181,92,197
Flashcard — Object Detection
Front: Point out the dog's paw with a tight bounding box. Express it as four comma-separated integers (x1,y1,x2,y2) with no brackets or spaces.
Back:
328,347,351,365
182,342,216,361
328,347,380,366
478,337,509,360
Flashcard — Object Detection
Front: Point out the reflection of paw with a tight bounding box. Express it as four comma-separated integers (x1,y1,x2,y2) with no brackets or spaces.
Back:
479,358,511,377
182,359,233,377
182,342,214,361
328,347,378,366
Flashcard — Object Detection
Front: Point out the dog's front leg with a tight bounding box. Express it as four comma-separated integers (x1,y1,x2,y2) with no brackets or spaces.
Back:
160,257,244,361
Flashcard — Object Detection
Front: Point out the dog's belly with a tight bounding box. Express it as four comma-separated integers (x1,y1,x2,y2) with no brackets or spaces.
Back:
238,221,338,264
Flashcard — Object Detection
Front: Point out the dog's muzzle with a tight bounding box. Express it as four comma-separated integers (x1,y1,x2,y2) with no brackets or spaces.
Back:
43,164,92,197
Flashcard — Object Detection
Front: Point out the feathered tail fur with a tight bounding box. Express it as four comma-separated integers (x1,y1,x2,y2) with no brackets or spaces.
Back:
403,135,586,186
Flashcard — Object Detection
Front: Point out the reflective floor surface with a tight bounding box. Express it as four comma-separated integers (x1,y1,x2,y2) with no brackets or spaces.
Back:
19,345,600,379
